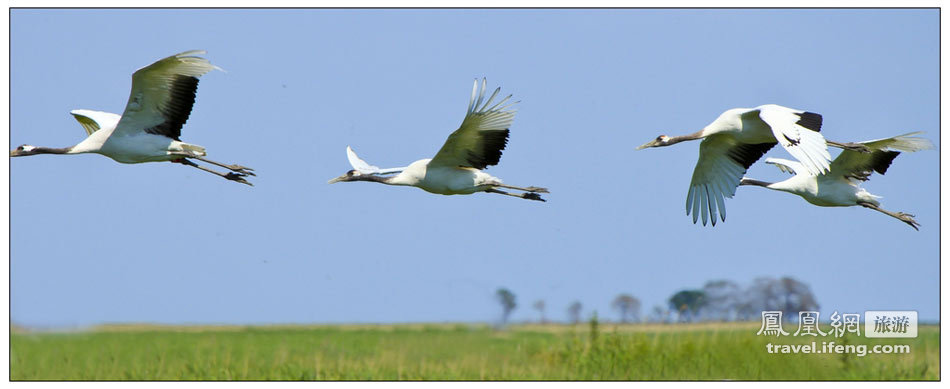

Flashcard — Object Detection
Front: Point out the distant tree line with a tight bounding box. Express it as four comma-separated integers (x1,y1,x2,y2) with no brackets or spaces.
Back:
652,276,820,323
494,276,817,325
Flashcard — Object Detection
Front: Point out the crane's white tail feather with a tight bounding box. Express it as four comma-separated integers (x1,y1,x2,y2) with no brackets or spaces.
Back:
855,188,882,204
180,143,206,156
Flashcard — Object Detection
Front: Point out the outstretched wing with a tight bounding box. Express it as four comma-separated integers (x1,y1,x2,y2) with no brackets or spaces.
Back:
70,109,121,136
857,131,934,153
346,146,404,175
763,157,805,175
756,104,832,176
429,78,517,169
831,132,933,178
686,134,775,226
113,50,220,140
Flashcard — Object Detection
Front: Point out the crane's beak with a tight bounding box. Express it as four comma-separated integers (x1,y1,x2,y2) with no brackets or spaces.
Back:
327,175,346,184
636,140,657,150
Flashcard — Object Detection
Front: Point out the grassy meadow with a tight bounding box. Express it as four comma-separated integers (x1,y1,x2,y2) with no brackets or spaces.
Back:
10,321,939,380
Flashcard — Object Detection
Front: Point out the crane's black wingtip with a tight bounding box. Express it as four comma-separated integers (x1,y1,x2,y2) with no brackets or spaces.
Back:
871,150,901,175
795,111,823,133
466,129,510,169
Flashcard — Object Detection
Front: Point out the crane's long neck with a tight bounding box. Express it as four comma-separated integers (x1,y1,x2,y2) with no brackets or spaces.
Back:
354,174,403,186
741,177,813,199
739,177,774,188
43,146,74,154
667,130,706,146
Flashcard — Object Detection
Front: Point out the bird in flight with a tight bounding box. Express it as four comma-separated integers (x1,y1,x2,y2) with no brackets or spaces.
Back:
740,132,933,230
636,104,869,226
10,50,254,186
329,78,548,201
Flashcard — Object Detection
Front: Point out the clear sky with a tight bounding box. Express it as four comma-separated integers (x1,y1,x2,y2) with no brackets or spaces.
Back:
8,9,939,327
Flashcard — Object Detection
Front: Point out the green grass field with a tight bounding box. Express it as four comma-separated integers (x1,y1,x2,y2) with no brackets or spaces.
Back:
11,321,938,380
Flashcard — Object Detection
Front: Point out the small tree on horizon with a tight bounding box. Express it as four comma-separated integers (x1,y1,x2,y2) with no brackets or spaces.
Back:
612,294,641,323
495,288,517,326
702,279,741,321
532,300,547,324
567,301,583,325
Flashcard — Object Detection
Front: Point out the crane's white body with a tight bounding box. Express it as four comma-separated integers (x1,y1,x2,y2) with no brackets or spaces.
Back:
753,158,880,207
385,159,503,195
330,79,546,201
741,132,933,229
68,109,206,164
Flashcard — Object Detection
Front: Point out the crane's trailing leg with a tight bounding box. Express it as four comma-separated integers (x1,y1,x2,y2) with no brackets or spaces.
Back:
827,140,872,153
173,158,253,186
189,155,256,176
486,188,546,202
493,183,549,194
858,202,919,230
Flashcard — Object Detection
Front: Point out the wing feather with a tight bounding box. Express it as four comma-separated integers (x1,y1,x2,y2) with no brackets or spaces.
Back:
763,157,804,175
699,184,709,226
756,105,832,176
346,146,405,175
685,184,695,217
858,131,934,153
831,132,933,178
429,78,516,169
113,50,220,140
714,182,727,221
70,109,121,136
686,135,773,226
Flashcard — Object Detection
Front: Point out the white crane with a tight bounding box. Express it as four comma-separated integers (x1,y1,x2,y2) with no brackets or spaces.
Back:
328,78,548,201
636,104,868,226
739,132,933,230
10,50,254,186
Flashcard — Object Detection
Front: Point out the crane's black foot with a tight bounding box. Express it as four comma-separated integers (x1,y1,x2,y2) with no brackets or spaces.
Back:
525,186,550,193
523,192,546,202
226,164,256,176
896,212,920,231
225,172,254,186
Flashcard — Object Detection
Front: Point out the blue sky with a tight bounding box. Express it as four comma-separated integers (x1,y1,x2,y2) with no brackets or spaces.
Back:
8,9,939,327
